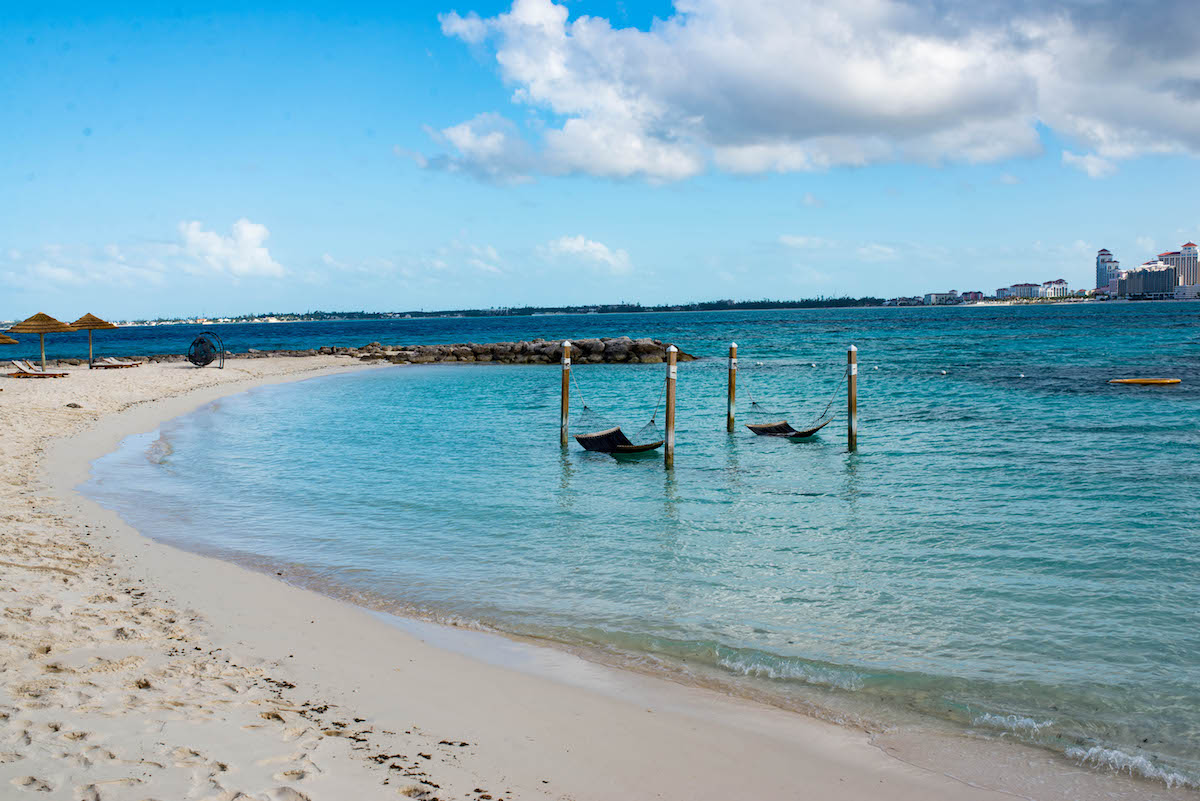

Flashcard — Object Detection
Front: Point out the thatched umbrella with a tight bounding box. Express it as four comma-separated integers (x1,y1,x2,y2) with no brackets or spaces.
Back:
0,333,16,345
71,313,118,367
7,313,75,372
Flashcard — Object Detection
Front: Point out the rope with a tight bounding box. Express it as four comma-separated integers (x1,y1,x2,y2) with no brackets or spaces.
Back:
647,374,667,424
568,362,663,437
807,366,848,426
742,363,849,426
570,368,591,413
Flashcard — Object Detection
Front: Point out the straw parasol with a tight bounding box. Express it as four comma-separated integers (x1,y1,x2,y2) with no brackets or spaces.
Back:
71,313,118,367
7,313,75,372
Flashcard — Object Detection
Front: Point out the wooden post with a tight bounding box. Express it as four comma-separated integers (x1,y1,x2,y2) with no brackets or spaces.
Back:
560,340,571,448
39,333,46,372
847,345,858,452
665,345,677,469
727,342,737,432
88,330,94,367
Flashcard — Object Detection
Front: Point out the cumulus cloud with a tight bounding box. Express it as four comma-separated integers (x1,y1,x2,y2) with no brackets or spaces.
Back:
546,235,632,273
1061,150,1117,178
423,113,535,183
179,218,284,277
428,0,1200,181
1,218,286,295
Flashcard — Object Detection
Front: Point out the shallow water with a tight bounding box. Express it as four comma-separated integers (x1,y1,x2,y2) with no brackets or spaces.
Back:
84,304,1200,789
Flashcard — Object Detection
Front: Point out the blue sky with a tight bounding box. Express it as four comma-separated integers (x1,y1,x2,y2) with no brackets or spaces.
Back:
2,0,1198,319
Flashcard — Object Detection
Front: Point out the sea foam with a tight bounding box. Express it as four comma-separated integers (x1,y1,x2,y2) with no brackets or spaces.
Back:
1065,745,1194,789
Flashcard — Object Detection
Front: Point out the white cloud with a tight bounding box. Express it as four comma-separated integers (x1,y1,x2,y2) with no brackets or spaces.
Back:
0,243,169,291
801,193,823,208
430,0,1200,182
546,235,632,274
1,218,286,295
179,218,284,277
469,257,503,274
423,113,535,183
856,243,899,262
780,235,833,249
1135,236,1157,254
999,173,1021,185
1062,150,1117,179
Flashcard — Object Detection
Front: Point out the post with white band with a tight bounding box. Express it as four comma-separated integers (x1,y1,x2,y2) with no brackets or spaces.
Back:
727,342,738,433
847,344,858,452
560,340,571,448
665,345,678,469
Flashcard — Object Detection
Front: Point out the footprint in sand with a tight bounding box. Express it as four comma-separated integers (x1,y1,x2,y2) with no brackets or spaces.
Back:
170,746,207,767
265,788,313,801
10,775,52,792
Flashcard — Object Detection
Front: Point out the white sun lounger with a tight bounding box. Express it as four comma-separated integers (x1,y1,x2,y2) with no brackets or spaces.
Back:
7,360,68,378
92,357,141,369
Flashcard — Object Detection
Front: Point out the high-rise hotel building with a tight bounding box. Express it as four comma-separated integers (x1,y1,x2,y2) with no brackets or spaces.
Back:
1095,249,1119,290
1156,243,1198,286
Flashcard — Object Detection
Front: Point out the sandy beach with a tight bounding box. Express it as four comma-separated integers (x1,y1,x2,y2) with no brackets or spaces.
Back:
0,358,1187,800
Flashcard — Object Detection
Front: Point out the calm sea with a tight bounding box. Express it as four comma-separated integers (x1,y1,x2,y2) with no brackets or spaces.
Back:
83,304,1200,790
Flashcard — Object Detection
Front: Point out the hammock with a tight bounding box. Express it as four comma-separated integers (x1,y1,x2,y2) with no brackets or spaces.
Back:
742,363,847,439
570,365,666,454
745,418,832,438
575,426,664,454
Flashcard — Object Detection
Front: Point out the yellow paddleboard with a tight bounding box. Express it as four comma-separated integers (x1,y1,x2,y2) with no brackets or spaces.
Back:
1108,378,1181,385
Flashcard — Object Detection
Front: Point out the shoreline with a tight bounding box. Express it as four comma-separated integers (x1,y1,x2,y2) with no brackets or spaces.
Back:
3,358,1189,799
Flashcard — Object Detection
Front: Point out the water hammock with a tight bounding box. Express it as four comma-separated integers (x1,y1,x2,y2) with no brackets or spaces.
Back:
1108,378,1181,385
742,363,847,439
575,426,664,454
570,362,666,455
745,418,833,438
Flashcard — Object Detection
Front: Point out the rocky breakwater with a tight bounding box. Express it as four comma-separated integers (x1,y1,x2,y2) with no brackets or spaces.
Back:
357,337,696,365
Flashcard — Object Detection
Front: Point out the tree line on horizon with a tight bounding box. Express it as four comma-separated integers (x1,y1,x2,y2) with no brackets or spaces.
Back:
130,296,887,324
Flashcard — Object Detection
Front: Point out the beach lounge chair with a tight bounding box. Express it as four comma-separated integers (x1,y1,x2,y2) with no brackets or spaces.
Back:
92,357,141,369
6,360,69,379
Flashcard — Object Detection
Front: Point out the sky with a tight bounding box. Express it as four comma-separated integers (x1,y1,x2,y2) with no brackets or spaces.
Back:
2,0,1199,319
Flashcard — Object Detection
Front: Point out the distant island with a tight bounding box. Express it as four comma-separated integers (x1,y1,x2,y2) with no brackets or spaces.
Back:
118,297,887,326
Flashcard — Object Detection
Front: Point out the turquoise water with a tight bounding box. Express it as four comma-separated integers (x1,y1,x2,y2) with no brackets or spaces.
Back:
85,304,1200,788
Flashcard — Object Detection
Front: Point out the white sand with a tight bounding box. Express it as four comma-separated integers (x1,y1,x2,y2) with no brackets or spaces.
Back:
0,359,1188,800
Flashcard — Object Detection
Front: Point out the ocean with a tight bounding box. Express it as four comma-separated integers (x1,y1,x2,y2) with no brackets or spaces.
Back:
81,303,1200,790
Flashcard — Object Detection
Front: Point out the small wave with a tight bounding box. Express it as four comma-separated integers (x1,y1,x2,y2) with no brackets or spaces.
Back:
717,652,865,691
1065,745,1194,789
972,712,1054,734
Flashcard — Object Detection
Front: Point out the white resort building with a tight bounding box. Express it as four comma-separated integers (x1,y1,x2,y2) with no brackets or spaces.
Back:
996,282,1041,299
923,291,959,305
1157,242,1199,286
1039,279,1071,298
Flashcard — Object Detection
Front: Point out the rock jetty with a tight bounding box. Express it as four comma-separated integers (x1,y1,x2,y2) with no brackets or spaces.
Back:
352,337,694,365
33,338,695,367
